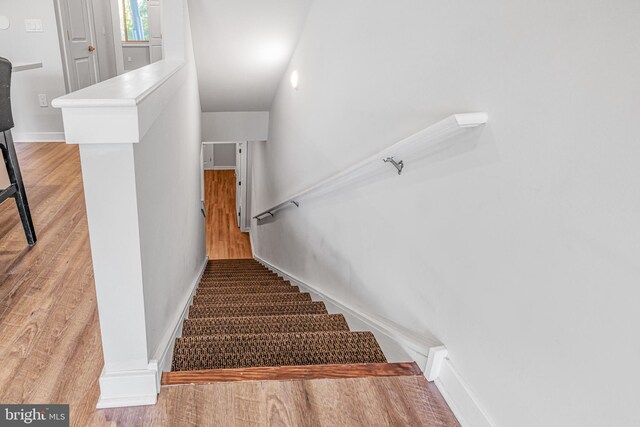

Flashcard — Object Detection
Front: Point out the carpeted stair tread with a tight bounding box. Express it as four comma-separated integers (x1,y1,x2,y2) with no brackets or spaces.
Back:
205,264,269,270
188,301,327,318
171,331,386,371
195,284,300,295
198,279,290,287
193,292,312,305
203,271,278,276
204,267,272,274
201,274,279,283
182,314,350,336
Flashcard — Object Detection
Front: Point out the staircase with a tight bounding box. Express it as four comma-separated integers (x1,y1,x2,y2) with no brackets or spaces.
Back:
170,259,388,372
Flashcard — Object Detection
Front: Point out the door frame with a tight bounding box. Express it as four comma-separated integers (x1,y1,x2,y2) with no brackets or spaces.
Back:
201,141,249,232
54,0,101,93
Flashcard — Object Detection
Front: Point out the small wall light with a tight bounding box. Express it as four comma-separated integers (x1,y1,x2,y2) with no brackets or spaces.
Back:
290,70,299,89
0,16,10,30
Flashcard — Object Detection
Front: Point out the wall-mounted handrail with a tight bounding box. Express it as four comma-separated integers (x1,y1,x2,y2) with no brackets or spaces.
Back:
253,112,488,221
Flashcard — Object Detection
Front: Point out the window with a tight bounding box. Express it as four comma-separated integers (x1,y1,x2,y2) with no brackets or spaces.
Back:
119,0,149,42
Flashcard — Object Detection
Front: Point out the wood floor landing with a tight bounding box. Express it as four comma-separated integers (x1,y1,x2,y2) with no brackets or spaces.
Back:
162,362,423,385
98,375,460,426
205,170,253,260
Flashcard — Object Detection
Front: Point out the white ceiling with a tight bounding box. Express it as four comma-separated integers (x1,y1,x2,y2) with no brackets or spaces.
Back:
188,0,313,112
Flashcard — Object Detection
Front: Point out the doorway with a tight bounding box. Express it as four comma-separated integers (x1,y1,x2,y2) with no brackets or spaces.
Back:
54,0,118,92
202,142,252,259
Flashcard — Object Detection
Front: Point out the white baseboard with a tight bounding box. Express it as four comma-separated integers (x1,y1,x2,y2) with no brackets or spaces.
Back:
149,256,208,390
249,230,255,257
96,364,158,409
253,255,441,361
12,132,66,143
433,358,495,427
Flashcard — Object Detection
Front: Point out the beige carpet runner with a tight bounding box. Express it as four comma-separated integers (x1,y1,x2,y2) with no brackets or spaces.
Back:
171,259,387,371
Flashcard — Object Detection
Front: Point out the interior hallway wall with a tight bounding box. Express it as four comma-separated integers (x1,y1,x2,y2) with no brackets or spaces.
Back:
202,111,268,142
0,0,67,141
250,1,640,426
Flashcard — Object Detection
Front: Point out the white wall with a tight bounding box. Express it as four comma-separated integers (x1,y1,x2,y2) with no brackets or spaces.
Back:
133,2,204,363
123,45,151,71
213,144,236,167
250,1,640,426
0,0,67,141
201,111,268,142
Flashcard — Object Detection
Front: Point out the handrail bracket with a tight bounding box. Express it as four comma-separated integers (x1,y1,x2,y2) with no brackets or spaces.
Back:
383,157,404,175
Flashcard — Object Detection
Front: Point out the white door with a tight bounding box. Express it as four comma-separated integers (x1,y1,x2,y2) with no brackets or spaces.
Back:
203,144,214,170
58,0,100,91
148,0,163,63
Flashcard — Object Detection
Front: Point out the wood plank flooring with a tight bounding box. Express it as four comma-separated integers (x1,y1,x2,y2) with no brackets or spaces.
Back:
205,170,252,260
93,376,459,426
0,143,459,426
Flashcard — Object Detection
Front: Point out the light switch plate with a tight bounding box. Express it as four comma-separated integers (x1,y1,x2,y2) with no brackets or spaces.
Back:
24,19,43,32
38,94,48,107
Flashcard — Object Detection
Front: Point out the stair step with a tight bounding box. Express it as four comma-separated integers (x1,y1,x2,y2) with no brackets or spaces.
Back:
201,272,279,280
204,267,271,274
198,279,289,287
203,269,277,275
182,314,349,336
188,301,327,318
163,362,422,385
208,259,260,266
195,284,299,295
192,292,312,305
171,331,387,371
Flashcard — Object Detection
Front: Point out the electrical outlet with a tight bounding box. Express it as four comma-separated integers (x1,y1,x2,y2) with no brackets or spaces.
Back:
127,56,132,62
24,19,43,32
38,94,48,107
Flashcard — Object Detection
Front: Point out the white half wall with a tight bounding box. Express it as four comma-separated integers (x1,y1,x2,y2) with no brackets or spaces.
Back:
250,1,640,426
202,111,268,142
52,0,204,408
0,0,67,142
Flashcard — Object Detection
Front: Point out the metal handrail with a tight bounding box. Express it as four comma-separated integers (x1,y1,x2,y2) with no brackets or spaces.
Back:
253,112,488,221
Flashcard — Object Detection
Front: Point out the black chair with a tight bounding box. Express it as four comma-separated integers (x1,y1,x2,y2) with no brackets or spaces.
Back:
0,57,36,246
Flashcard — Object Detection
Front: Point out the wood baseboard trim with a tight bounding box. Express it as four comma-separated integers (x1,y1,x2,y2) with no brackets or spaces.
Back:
161,362,422,386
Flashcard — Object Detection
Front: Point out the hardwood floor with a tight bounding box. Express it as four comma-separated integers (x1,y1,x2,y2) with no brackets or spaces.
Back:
0,143,459,426
0,143,103,425
205,170,252,260
95,376,459,426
